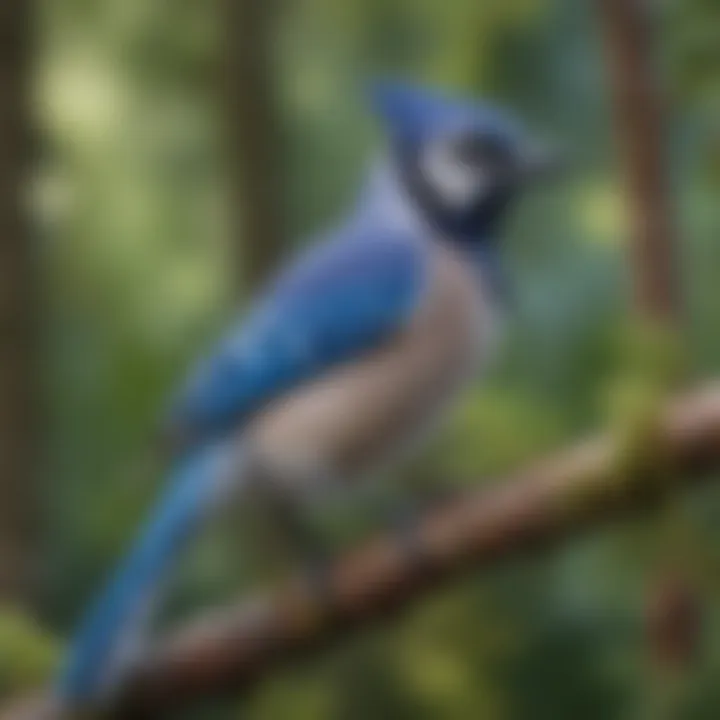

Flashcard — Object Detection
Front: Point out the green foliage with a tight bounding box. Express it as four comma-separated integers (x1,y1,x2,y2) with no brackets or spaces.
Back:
442,385,567,480
29,0,720,716
0,608,59,698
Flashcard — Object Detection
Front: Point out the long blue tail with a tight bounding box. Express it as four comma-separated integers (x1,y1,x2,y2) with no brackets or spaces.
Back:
57,442,235,705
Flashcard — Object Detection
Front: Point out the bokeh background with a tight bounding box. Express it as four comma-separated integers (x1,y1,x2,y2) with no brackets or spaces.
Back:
1,0,720,717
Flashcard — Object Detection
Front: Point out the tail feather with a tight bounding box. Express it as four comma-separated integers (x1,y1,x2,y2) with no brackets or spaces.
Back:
57,442,237,705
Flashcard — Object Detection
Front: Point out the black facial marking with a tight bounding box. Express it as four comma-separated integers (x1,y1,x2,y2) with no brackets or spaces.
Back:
453,132,512,168
397,129,518,243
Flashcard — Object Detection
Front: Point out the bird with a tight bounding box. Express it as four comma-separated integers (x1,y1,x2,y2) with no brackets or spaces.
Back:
57,80,558,707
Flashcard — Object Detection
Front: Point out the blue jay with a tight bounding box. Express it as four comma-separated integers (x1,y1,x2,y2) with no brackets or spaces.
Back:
57,81,557,706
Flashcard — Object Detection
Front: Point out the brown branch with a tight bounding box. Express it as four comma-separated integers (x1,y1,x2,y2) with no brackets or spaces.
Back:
5,384,720,719
598,0,680,324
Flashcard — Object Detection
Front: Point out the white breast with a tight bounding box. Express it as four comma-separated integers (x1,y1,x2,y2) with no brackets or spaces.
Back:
247,243,498,492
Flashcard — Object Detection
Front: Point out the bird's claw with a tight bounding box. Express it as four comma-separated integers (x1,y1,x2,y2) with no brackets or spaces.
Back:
301,552,335,606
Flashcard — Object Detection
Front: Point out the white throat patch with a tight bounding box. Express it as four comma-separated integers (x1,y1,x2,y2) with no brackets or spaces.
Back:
420,138,491,210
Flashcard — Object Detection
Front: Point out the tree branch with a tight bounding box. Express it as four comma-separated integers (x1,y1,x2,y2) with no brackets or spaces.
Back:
4,384,720,718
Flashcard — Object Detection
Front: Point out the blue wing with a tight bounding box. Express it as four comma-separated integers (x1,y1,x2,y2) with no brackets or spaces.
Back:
166,230,428,444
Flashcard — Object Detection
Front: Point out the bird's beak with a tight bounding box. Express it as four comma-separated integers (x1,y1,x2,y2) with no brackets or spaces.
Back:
516,141,566,184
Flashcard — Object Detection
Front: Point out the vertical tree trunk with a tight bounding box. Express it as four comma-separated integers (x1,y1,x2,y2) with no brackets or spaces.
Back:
0,0,38,603
598,0,680,325
222,0,284,295
598,0,700,682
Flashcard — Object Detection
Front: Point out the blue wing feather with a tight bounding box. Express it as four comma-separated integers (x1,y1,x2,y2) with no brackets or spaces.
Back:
58,444,230,702
167,230,427,442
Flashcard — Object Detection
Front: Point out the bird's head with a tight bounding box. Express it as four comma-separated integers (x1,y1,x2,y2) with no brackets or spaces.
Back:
370,80,559,245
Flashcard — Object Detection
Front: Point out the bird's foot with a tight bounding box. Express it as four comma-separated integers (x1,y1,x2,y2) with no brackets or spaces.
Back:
300,550,335,608
390,487,459,567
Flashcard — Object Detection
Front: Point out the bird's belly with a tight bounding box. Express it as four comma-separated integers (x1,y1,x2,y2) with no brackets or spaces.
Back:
247,245,496,491
249,343,471,487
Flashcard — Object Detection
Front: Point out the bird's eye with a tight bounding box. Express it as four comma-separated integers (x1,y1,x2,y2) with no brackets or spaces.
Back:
452,133,511,170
